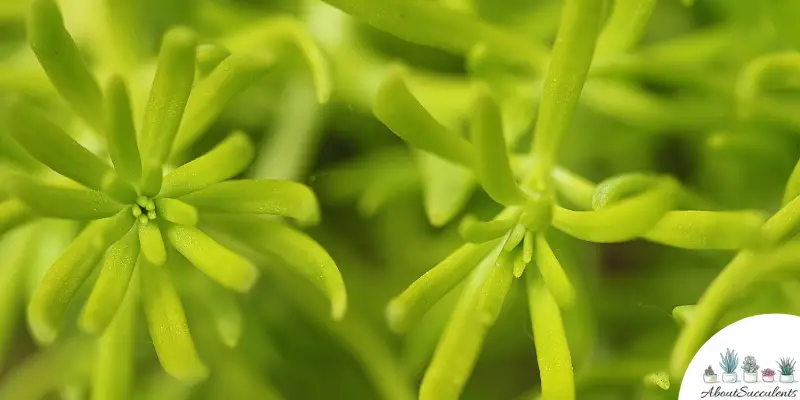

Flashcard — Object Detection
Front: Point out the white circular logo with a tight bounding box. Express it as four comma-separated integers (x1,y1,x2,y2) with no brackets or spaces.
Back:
679,314,800,399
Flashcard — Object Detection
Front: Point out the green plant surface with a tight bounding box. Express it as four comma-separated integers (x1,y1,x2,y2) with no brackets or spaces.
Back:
2,0,800,398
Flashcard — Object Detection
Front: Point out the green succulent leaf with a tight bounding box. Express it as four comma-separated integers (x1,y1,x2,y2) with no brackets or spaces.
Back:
458,214,518,243
595,0,656,58
672,305,695,327
318,0,546,65
415,151,476,227
535,234,575,309
469,89,525,206
202,215,347,321
386,240,498,333
419,238,512,400
140,257,208,381
7,101,135,202
166,224,258,293
27,0,104,131
195,44,231,78
12,177,124,219
154,198,198,226
527,273,575,400
139,27,198,195
0,227,36,367
161,131,255,198
28,210,134,343
172,53,273,155
553,178,677,243
644,211,766,250
92,274,137,400
139,221,167,266
527,0,604,191
179,180,320,225
784,161,800,206
374,69,475,167
0,198,34,235
105,75,142,184
78,227,139,335
222,16,332,104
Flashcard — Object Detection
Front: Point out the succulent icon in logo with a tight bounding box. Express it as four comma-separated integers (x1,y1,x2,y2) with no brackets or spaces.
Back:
719,348,739,383
703,365,718,383
742,355,759,383
778,358,796,383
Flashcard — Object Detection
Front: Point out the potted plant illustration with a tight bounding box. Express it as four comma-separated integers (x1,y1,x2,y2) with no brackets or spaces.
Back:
742,356,759,383
720,348,739,383
762,368,776,383
704,365,718,383
778,358,796,383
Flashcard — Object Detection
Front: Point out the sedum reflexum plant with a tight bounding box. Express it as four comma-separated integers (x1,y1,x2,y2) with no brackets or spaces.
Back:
1,0,345,384
353,0,780,397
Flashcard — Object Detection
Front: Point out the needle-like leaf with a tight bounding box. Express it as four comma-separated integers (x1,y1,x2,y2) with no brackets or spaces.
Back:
415,151,476,227
139,222,167,266
419,239,512,400
784,161,800,206
166,224,259,293
527,274,575,400
644,210,766,250
12,178,123,219
172,53,273,155
105,75,142,184
78,227,139,335
28,210,134,343
222,16,332,104
535,235,575,309
27,0,104,131
0,198,34,235
154,198,198,226
527,0,604,191
196,44,231,78
0,227,35,367
553,178,677,242
458,214,517,243
202,215,347,321
317,0,546,64
92,272,137,400
386,240,498,333
374,69,475,167
161,132,255,198
469,89,526,206
140,258,208,381
139,27,197,196
7,101,135,202
179,180,320,225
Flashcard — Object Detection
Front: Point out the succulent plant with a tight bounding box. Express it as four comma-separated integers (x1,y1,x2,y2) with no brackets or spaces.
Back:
742,355,759,373
0,0,345,384
719,349,739,374
705,365,716,376
763,368,776,377
778,358,796,376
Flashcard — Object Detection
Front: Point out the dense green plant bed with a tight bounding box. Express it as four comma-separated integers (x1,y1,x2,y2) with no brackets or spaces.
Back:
1,0,800,399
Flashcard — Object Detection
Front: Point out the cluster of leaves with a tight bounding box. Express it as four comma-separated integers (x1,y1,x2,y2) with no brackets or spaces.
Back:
778,358,796,376
1,0,800,399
